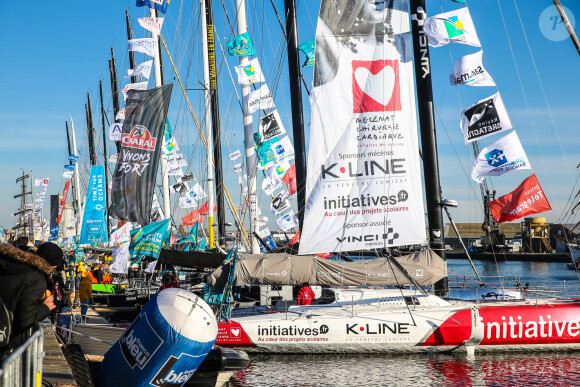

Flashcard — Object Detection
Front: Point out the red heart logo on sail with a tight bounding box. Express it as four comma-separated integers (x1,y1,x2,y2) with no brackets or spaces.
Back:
352,60,401,113
231,328,240,337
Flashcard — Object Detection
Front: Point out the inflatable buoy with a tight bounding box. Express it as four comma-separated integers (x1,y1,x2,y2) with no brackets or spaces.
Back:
95,288,217,386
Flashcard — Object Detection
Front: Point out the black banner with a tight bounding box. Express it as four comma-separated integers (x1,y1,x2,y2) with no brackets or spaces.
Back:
109,84,173,225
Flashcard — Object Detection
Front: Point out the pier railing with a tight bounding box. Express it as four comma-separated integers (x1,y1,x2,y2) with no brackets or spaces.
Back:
0,323,44,387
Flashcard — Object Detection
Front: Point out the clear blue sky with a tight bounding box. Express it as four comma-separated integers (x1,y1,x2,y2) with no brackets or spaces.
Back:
0,0,579,235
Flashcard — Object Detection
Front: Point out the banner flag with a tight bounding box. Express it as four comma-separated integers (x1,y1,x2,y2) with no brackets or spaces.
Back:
55,181,71,224
171,181,188,193
127,38,158,57
110,84,173,225
450,51,495,87
129,219,170,259
127,60,153,79
229,150,242,161
471,131,531,183
181,174,196,182
79,166,108,244
424,8,481,47
110,242,131,274
137,17,164,35
179,196,197,209
460,92,512,144
234,58,265,84
37,189,47,196
267,160,292,181
255,137,277,170
109,223,132,247
185,222,199,244
257,227,277,252
35,178,49,187
68,154,79,164
298,40,315,67
167,164,183,176
233,163,244,173
191,183,207,200
259,110,286,141
489,174,551,223
299,0,426,254
281,164,297,196
122,81,149,101
227,32,256,56
136,0,170,13
109,123,123,141
245,84,275,114
289,229,300,245
116,108,126,121
262,175,282,195
64,165,75,171
63,170,74,179
108,154,118,164
271,191,291,214
276,210,299,231
270,136,295,162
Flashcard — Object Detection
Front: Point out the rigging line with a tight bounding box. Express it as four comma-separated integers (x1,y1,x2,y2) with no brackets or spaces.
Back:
218,0,236,36
499,0,571,225
161,35,251,247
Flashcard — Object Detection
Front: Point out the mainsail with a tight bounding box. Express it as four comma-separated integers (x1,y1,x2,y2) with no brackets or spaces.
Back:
299,0,426,254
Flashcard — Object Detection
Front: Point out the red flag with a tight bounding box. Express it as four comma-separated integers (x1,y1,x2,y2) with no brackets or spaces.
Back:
316,252,332,258
56,181,71,224
182,201,217,225
289,229,300,245
281,164,297,196
488,174,551,223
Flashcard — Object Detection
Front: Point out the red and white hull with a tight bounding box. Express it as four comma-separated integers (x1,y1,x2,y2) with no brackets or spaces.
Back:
216,299,580,353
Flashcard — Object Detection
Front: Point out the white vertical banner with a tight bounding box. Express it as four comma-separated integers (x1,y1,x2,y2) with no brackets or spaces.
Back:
110,243,130,274
299,0,426,254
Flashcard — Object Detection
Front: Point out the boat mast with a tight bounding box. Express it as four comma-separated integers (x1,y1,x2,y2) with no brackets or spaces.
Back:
552,0,580,56
65,121,79,234
234,0,260,253
148,8,171,222
70,117,84,232
86,94,97,166
284,0,307,233
108,48,122,152
126,11,139,84
201,0,217,249
203,0,226,246
99,81,111,236
410,0,447,295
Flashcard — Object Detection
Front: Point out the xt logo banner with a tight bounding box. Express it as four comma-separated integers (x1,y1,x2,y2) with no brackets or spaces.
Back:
485,149,507,167
352,60,401,113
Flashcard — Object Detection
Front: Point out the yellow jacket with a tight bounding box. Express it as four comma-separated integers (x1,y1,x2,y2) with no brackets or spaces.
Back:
79,275,92,300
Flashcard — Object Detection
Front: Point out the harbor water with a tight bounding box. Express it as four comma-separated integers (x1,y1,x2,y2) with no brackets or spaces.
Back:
229,259,580,386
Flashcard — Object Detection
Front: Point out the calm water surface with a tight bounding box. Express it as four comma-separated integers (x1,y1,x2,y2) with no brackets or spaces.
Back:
229,260,580,386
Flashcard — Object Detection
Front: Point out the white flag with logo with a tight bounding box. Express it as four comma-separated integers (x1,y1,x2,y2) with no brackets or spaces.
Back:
235,58,265,84
110,242,130,274
270,136,294,162
233,163,244,173
138,17,164,35
167,164,184,176
299,0,426,254
127,60,153,79
245,84,275,114
276,210,299,231
62,170,73,179
109,123,123,141
450,51,495,87
259,110,286,141
35,178,49,187
471,131,531,183
191,183,207,200
116,108,126,121
128,38,158,57
122,82,148,101
179,197,197,209
262,175,282,195
267,160,292,181
424,8,481,47
271,191,291,214
108,154,118,163
109,223,132,247
460,92,512,144
229,150,242,161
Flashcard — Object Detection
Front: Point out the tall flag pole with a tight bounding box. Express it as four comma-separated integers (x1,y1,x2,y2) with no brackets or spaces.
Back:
203,0,226,246
86,94,97,166
109,48,122,152
284,0,307,235
126,10,139,84
148,8,171,223
410,0,447,295
234,0,260,253
70,117,84,233
99,81,111,237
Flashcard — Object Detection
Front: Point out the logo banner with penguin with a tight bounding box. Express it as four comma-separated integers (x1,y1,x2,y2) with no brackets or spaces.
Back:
110,84,173,225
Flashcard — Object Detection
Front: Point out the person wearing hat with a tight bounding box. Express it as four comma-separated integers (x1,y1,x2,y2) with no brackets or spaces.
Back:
0,242,63,351
158,272,179,292
78,272,93,323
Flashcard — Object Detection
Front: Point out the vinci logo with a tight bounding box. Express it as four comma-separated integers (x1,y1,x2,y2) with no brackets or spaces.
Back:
485,149,508,167
352,60,401,113
122,125,157,151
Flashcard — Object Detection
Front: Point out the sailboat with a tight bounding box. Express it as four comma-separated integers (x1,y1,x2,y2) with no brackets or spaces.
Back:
211,0,580,353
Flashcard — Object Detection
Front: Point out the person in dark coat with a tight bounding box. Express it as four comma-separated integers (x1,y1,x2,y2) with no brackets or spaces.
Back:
0,242,63,350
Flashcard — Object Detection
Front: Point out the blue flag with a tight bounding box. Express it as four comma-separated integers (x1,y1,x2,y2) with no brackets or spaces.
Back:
298,40,315,68
129,218,170,259
68,154,79,164
64,165,75,171
195,239,206,251
185,222,199,243
450,0,466,3
79,166,108,245
136,0,170,14
227,32,256,57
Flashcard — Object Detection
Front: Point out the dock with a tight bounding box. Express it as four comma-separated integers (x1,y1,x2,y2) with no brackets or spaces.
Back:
42,326,77,386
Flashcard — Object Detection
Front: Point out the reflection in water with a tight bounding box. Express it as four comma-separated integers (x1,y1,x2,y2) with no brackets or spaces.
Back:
230,352,580,386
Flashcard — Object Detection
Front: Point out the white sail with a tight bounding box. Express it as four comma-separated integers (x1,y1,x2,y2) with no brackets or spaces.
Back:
299,0,426,254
